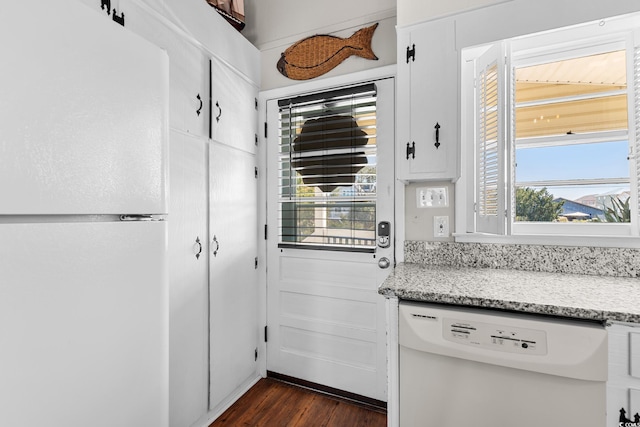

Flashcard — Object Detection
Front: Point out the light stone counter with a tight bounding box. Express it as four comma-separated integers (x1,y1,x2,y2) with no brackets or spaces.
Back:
379,263,640,323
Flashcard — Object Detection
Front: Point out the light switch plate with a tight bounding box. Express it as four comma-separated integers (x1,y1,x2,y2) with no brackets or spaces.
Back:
417,187,448,208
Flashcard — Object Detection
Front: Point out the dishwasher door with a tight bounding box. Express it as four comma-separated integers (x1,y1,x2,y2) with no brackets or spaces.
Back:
399,301,608,427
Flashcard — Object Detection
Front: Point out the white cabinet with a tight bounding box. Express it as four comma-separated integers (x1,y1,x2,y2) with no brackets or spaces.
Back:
168,132,209,427
397,18,459,181
210,56,259,154
608,322,640,427
208,142,259,411
122,0,210,138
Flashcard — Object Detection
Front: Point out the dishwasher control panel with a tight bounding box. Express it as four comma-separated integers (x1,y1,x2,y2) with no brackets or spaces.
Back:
443,317,548,355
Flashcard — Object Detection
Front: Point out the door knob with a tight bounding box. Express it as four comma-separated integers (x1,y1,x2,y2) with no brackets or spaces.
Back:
378,257,390,269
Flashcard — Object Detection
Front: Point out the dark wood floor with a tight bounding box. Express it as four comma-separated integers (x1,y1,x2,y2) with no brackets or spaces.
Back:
209,378,387,427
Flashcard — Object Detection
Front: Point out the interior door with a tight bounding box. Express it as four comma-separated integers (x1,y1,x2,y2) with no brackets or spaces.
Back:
265,77,395,402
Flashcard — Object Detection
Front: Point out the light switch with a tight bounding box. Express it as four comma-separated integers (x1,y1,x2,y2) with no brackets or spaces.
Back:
417,187,448,208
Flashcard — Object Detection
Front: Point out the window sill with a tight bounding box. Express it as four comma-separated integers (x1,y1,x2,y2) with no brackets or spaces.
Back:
453,232,640,248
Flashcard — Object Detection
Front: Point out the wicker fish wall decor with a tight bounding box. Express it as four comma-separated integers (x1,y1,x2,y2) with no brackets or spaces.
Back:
277,23,378,80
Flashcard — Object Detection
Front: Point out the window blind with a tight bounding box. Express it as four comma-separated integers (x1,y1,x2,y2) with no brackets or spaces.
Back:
475,43,506,234
277,84,377,251
478,62,500,217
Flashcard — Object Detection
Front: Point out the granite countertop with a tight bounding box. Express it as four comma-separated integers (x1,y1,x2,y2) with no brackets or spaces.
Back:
379,263,640,324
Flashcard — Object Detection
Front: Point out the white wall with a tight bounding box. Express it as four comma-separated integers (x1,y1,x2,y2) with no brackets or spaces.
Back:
397,0,510,27
244,0,396,90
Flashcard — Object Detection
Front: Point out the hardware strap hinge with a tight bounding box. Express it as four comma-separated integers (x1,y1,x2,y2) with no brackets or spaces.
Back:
406,141,416,160
406,44,416,63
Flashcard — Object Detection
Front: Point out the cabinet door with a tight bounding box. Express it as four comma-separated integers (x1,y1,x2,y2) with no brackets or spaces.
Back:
168,132,209,427
123,0,209,137
397,19,458,180
209,142,259,412
210,56,258,153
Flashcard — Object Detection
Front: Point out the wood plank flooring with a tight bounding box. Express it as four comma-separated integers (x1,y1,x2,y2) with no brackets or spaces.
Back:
209,378,387,427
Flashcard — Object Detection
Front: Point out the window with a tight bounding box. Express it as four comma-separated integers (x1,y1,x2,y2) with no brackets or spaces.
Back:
464,13,640,239
277,84,378,251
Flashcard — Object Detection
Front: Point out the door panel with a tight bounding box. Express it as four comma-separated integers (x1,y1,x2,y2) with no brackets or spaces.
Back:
210,56,258,154
168,131,209,427
266,77,395,402
123,0,209,138
209,142,259,411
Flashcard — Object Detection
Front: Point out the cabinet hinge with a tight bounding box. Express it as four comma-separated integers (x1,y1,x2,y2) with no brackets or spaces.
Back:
264,326,268,343
255,257,258,269
100,0,111,15
264,224,268,240
255,166,258,179
264,122,268,138
406,141,416,160
406,44,416,63
112,8,125,26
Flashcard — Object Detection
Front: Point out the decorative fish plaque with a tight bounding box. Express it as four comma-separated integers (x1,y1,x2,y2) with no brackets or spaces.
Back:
277,23,378,80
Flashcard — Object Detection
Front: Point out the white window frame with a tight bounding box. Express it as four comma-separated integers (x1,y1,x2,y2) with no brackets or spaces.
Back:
458,12,640,247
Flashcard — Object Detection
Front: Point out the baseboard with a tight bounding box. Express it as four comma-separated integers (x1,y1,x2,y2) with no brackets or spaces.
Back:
194,374,262,427
267,371,387,413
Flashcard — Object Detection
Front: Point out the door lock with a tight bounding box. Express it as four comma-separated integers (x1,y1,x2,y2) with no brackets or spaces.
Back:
377,221,390,248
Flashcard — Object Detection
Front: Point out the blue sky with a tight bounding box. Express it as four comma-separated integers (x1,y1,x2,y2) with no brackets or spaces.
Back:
515,140,630,200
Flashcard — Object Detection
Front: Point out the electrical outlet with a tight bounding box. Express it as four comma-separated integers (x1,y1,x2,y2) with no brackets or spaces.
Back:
434,216,449,237
417,187,448,208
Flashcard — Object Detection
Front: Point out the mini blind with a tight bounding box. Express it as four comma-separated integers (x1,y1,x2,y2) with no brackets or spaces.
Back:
277,84,377,251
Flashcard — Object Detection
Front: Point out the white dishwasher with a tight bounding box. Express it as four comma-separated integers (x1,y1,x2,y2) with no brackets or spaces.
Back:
399,301,608,427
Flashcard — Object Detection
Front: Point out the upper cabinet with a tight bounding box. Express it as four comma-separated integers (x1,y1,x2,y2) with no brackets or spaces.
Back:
210,56,259,154
122,0,210,138
396,18,459,181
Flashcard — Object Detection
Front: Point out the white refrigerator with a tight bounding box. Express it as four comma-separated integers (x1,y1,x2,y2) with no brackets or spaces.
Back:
0,1,169,426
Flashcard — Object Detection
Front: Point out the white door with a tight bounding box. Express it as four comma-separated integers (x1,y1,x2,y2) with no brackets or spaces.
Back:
265,77,395,402
210,56,259,154
209,141,260,411
168,131,209,427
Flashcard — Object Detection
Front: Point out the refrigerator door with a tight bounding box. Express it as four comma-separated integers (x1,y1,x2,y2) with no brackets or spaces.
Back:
0,221,168,427
0,0,168,215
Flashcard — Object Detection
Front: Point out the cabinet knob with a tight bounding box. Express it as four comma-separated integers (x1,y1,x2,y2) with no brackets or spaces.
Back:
193,236,203,260
215,101,222,122
196,94,203,116
211,235,220,257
